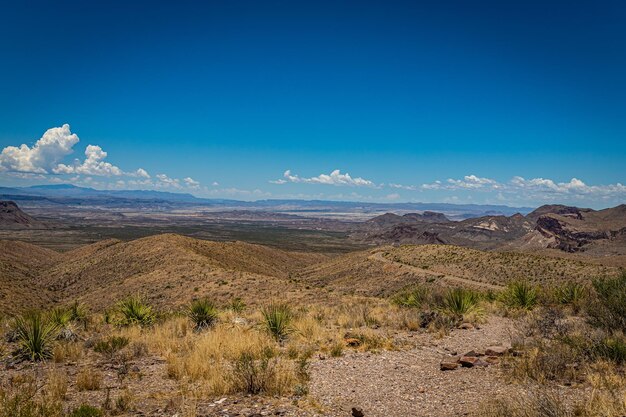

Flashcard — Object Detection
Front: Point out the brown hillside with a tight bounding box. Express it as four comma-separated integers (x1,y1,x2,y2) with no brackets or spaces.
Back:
0,240,61,314
0,201,45,229
299,244,620,296
40,234,328,310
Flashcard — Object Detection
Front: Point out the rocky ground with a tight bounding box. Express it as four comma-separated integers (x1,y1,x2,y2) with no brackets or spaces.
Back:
309,317,517,417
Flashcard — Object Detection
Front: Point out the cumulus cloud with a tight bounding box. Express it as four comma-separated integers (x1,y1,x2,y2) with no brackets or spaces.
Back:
155,173,182,189
54,145,124,176
0,124,79,173
271,169,377,187
183,177,200,189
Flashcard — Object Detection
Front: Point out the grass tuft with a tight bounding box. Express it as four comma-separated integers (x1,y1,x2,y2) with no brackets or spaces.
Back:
501,281,538,310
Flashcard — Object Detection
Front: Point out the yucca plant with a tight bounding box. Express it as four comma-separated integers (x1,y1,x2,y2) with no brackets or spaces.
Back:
12,311,59,361
588,273,626,332
554,282,586,311
187,298,219,331
502,281,538,310
439,288,481,318
261,303,293,342
229,297,247,313
117,296,155,326
392,286,427,308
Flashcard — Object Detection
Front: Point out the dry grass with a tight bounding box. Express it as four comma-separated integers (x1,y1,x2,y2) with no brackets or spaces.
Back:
76,368,102,391
52,341,83,363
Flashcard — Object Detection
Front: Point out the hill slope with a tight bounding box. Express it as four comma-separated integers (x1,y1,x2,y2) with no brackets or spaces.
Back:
0,201,45,229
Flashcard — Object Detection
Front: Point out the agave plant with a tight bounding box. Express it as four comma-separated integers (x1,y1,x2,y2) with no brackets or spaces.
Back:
117,296,155,326
439,288,482,317
261,303,293,342
13,311,59,361
187,298,219,331
502,281,538,310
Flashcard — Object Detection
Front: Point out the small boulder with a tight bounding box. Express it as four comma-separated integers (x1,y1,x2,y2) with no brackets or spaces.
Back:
458,322,474,330
459,356,480,367
351,407,365,417
345,338,361,347
484,356,500,365
440,355,460,371
485,346,509,356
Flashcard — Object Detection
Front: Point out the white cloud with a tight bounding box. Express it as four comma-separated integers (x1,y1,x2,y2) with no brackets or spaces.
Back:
133,168,150,178
54,145,124,176
183,177,200,189
155,173,182,189
420,174,626,203
0,124,79,173
388,183,418,191
272,169,377,187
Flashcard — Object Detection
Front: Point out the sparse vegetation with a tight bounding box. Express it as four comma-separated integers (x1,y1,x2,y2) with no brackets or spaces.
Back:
117,296,155,326
439,287,482,318
187,298,219,330
261,303,293,342
587,272,626,332
93,336,129,358
12,311,59,361
392,286,427,308
501,281,538,310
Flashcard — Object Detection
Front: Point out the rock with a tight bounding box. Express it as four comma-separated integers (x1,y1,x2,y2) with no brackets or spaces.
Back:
458,322,474,330
440,355,460,371
484,356,500,365
463,350,479,357
351,407,365,417
485,346,509,356
474,358,490,367
459,356,480,367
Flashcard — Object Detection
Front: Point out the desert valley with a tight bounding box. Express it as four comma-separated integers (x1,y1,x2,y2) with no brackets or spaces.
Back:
0,189,625,416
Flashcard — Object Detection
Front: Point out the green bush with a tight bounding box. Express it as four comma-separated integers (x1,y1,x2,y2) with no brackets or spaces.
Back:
501,281,538,310
439,288,481,317
392,286,427,308
261,303,293,342
12,311,59,361
117,296,155,326
554,282,586,306
187,298,218,330
232,348,277,394
69,405,104,417
587,273,626,332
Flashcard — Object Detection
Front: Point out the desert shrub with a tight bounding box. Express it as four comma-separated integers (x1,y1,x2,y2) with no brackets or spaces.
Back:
48,307,71,327
439,288,482,318
554,282,586,307
501,281,538,310
69,405,104,417
262,303,293,342
587,273,626,332
229,297,246,313
93,336,129,358
0,375,63,417
68,301,89,329
231,348,277,394
392,286,427,308
329,341,344,357
118,297,155,326
76,368,102,391
595,334,626,365
187,298,218,331
12,312,59,361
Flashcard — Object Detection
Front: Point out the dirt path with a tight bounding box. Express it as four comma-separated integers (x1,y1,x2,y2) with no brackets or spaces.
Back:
310,317,517,416
368,251,504,291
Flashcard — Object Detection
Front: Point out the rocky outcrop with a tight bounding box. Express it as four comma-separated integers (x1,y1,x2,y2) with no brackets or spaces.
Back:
0,201,44,229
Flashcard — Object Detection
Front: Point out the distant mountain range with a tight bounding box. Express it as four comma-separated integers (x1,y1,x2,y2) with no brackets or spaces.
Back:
0,184,533,218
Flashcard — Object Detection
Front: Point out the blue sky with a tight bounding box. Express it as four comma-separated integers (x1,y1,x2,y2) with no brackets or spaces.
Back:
0,0,625,208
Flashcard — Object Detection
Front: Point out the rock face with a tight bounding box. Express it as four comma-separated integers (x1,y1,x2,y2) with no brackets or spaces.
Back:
352,203,626,254
0,201,43,229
